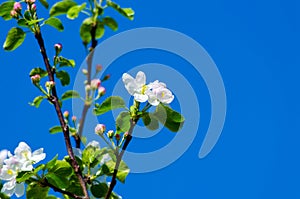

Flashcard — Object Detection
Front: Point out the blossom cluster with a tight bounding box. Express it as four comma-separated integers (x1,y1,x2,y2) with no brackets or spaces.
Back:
0,142,46,197
122,71,174,106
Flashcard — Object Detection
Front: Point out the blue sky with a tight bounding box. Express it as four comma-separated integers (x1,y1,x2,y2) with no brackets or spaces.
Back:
1,0,300,198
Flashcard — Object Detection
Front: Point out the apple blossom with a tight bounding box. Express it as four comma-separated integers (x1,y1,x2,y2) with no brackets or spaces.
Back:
122,71,148,102
95,124,106,135
146,80,174,105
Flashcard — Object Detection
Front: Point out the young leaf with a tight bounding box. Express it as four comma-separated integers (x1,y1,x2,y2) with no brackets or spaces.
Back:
96,21,105,39
44,17,64,31
46,173,70,189
38,0,49,9
16,171,34,183
116,111,131,132
80,17,93,44
49,126,62,134
57,56,75,67
17,19,28,27
104,160,129,183
93,96,126,116
106,1,134,20
48,160,73,177
29,96,45,108
27,182,49,199
56,70,70,86
67,3,86,20
103,17,118,31
142,112,159,131
0,1,14,21
49,0,77,17
91,183,108,198
153,104,185,132
61,90,80,101
3,27,26,51
29,67,48,78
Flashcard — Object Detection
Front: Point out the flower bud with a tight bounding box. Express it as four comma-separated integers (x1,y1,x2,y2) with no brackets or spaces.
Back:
45,81,55,90
115,134,121,141
28,3,36,11
25,0,36,4
98,86,106,97
13,2,22,11
96,64,102,72
85,84,91,92
82,69,88,75
31,74,40,84
54,43,62,55
95,124,106,135
102,74,111,81
91,79,101,90
107,130,114,138
72,116,77,122
124,132,129,138
63,111,69,118
10,10,18,18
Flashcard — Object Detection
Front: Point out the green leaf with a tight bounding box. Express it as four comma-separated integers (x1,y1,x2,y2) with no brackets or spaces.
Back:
0,1,14,21
49,0,77,17
27,18,44,26
153,104,185,132
17,19,28,27
106,1,134,20
79,17,93,44
116,111,130,132
44,17,64,31
49,126,62,134
56,70,70,86
82,144,101,167
67,3,86,20
104,160,129,183
91,183,108,198
61,90,80,101
39,0,49,9
27,182,49,199
45,154,58,170
33,164,45,174
29,67,48,78
103,17,118,31
3,27,26,51
57,56,75,67
93,96,126,116
142,112,159,131
29,96,45,108
95,20,105,39
48,160,73,177
46,173,69,189
16,171,34,183
24,10,31,21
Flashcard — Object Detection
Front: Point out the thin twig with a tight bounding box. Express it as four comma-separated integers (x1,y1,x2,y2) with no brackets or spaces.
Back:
104,119,137,199
42,179,84,199
76,24,98,148
34,29,90,199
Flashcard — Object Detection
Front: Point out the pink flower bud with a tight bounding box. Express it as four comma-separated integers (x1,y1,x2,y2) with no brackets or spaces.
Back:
107,130,114,138
95,124,106,135
31,74,40,84
13,2,22,11
124,132,129,138
115,134,121,141
98,86,106,97
96,64,103,72
72,116,77,121
28,3,36,11
63,111,69,118
45,81,55,88
91,79,101,90
54,43,62,54
10,10,18,18
102,74,111,81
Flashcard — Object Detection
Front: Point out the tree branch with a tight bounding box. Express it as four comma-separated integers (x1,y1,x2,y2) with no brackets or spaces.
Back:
34,29,90,199
76,24,98,148
105,119,137,199
42,179,84,199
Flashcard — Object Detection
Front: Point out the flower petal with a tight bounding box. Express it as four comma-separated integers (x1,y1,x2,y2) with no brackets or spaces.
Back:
134,93,148,102
15,182,25,197
122,73,136,95
31,148,46,163
157,88,174,104
135,71,146,87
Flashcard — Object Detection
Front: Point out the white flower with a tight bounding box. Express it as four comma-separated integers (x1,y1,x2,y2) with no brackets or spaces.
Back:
86,140,100,149
14,142,46,171
146,80,174,106
122,71,148,102
1,177,24,198
0,150,7,168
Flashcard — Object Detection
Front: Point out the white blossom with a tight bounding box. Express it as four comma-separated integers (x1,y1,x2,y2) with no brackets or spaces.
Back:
122,71,148,102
